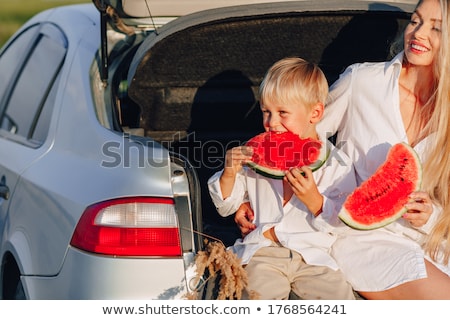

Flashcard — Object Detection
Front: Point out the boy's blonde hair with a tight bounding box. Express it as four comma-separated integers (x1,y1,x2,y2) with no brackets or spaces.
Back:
259,57,328,109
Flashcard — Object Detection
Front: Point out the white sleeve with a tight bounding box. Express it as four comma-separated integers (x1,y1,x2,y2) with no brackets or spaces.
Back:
311,145,357,232
317,64,355,139
207,170,247,217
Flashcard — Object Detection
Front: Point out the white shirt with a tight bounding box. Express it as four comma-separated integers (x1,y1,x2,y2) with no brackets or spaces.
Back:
208,137,356,270
317,52,441,236
316,53,447,286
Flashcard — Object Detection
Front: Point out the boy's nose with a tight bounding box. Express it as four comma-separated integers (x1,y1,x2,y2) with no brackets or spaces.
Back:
267,116,279,130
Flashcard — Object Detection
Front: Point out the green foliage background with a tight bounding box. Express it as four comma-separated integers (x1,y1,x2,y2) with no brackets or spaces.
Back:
0,0,89,47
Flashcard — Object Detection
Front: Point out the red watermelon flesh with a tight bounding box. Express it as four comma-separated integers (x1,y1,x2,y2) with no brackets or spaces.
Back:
245,131,325,179
338,142,422,230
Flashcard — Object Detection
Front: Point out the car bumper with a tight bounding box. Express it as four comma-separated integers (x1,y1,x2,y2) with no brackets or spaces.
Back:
22,247,196,299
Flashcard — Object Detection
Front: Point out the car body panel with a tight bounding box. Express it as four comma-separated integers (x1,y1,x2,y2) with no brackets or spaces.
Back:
0,3,194,299
2,4,174,276
23,248,193,299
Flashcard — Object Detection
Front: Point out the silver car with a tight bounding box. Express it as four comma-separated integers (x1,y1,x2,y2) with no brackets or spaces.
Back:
0,0,415,299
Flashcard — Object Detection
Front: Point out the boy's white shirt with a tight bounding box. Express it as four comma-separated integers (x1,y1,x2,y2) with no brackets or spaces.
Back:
208,135,356,270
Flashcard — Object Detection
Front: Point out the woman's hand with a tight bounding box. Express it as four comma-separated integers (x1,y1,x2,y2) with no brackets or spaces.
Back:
234,202,256,237
403,191,434,228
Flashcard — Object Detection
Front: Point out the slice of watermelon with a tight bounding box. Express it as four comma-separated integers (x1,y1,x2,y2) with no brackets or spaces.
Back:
245,131,327,179
338,142,422,230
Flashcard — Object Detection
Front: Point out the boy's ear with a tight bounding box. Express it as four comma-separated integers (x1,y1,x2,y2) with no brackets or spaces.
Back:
310,102,324,124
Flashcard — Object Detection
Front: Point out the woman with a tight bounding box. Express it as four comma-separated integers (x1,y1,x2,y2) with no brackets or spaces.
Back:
235,0,450,299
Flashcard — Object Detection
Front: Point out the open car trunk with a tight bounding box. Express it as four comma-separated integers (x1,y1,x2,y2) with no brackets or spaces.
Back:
126,0,413,246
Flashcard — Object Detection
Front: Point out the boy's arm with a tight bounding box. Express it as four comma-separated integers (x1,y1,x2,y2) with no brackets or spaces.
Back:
284,166,324,217
208,145,252,218
219,146,252,199
313,156,357,231
208,170,247,217
284,141,357,231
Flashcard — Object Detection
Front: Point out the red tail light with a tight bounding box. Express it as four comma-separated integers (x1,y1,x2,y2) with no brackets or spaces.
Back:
70,197,182,256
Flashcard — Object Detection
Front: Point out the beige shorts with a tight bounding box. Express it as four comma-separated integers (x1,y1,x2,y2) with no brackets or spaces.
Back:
242,245,354,300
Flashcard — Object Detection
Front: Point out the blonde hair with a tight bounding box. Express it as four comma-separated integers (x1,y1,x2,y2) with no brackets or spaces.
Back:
259,57,328,110
419,0,450,265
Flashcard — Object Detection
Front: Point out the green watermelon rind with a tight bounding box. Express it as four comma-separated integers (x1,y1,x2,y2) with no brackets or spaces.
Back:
246,142,330,180
338,206,409,230
338,142,422,230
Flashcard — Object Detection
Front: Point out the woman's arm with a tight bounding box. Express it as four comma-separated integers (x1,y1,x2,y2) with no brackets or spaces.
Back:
234,201,256,237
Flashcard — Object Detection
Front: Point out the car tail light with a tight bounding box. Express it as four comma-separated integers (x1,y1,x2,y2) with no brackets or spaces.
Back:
70,197,182,256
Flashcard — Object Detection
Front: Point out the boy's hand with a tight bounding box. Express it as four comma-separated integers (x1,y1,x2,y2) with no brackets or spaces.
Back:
234,201,256,237
220,146,253,199
284,166,323,216
222,146,253,177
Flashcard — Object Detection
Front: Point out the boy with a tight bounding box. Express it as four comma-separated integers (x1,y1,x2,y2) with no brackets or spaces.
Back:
208,57,355,299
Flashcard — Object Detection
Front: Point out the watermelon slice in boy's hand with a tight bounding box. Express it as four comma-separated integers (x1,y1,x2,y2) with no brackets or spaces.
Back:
338,142,422,230
245,131,326,179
